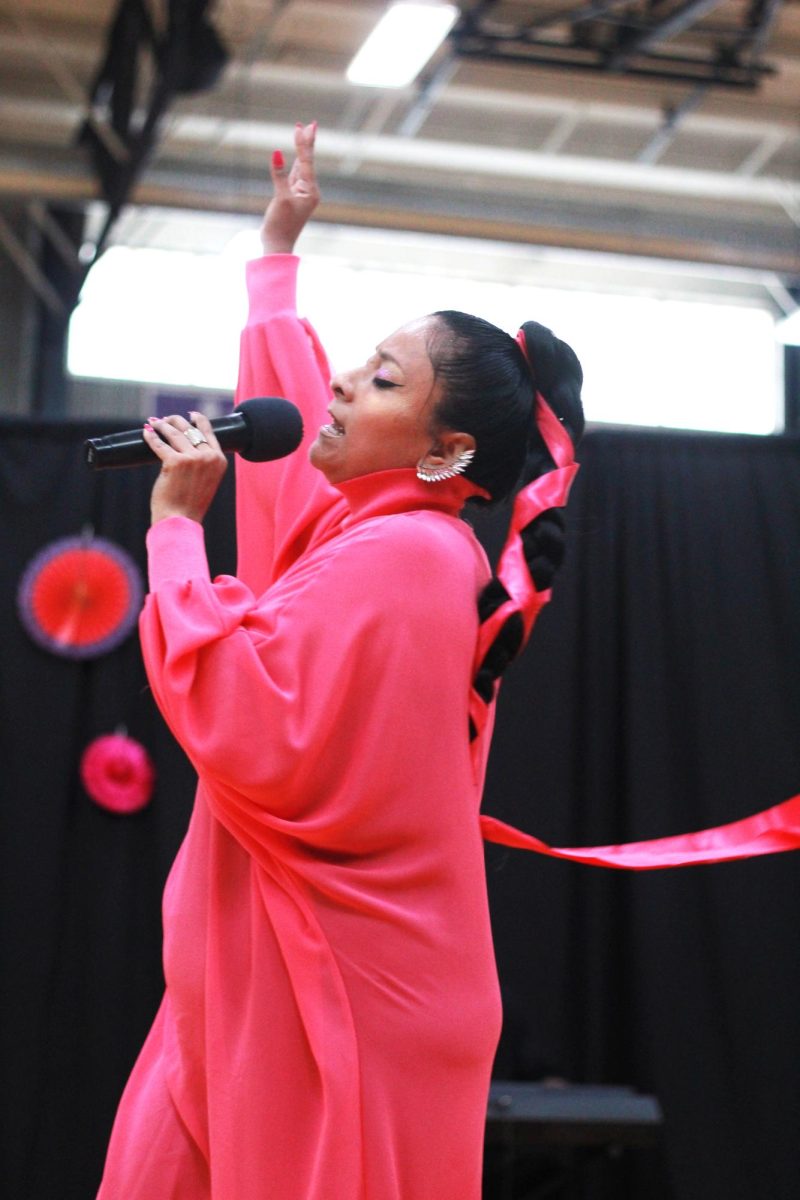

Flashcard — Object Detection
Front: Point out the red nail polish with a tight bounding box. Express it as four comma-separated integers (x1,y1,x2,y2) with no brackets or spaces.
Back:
272,149,285,170
143,423,153,432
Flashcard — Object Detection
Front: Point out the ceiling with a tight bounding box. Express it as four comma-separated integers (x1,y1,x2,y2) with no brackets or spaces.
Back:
1,0,799,279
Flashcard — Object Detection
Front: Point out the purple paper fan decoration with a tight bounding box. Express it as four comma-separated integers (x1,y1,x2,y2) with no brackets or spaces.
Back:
17,535,143,659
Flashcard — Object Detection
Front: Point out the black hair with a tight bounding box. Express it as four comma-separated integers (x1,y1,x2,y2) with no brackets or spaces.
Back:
428,311,584,723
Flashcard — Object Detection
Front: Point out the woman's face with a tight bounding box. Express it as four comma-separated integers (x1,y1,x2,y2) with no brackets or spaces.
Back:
309,316,447,485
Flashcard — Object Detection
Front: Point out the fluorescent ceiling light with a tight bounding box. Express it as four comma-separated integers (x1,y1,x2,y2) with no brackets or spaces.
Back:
776,308,800,346
347,2,459,89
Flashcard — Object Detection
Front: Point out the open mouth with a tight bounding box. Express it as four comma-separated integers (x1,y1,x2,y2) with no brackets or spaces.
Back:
320,418,345,438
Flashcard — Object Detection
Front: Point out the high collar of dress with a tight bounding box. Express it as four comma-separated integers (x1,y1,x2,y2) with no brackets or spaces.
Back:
335,467,489,525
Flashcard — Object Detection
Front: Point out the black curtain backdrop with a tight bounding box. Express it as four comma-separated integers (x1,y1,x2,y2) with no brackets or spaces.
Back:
3,418,800,1200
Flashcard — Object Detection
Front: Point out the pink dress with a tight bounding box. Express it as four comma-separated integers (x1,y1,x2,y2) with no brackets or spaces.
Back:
97,256,503,1199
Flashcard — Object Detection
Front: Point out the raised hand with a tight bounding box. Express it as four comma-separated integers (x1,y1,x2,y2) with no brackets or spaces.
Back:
143,412,228,526
260,121,320,256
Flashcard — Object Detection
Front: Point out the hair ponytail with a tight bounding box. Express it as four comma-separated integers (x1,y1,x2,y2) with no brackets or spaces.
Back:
427,313,583,729
473,322,583,716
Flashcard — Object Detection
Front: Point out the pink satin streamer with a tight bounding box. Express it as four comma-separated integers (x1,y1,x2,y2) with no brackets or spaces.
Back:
480,794,800,869
480,339,800,871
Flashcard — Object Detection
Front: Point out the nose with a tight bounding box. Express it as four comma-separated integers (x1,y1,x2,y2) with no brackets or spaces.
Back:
330,370,354,402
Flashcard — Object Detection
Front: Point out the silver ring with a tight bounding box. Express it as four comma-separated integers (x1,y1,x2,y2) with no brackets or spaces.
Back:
183,426,208,447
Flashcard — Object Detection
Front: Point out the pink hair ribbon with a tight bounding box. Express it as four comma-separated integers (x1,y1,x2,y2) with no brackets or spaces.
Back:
474,332,579,673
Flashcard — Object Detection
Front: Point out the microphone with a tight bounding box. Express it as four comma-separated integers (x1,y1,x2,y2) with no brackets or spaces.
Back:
84,397,304,469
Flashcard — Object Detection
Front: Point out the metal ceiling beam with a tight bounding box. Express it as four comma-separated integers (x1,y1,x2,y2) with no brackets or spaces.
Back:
1,153,797,274
450,39,771,87
736,129,787,176
608,0,730,66
2,33,796,135
3,113,799,210
636,85,709,165
450,0,779,88
526,0,634,34
156,117,799,206
5,83,797,169
0,211,65,315
742,0,784,60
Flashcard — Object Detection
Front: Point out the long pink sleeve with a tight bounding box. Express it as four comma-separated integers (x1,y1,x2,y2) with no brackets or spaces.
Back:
233,255,343,595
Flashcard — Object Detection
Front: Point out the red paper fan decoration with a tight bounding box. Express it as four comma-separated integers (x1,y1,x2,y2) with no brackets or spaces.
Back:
80,733,155,814
17,535,143,659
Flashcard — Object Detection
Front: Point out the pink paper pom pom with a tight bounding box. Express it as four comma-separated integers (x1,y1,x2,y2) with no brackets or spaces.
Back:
80,734,155,814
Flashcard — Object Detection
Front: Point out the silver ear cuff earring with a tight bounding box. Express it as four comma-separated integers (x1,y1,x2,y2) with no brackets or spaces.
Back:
416,448,475,484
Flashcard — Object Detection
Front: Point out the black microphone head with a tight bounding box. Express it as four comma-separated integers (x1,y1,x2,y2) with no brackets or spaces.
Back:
237,397,303,463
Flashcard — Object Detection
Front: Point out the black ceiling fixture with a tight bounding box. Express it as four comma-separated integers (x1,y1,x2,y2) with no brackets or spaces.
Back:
78,0,228,263
450,0,783,89
23,0,228,413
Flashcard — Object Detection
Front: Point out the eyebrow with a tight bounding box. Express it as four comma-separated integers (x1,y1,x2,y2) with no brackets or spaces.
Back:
376,349,402,368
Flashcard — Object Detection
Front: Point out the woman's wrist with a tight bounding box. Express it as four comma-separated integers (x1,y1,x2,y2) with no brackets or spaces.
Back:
260,237,296,256
150,506,203,527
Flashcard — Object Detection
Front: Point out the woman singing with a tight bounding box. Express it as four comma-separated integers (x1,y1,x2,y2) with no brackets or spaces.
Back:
97,121,584,1200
